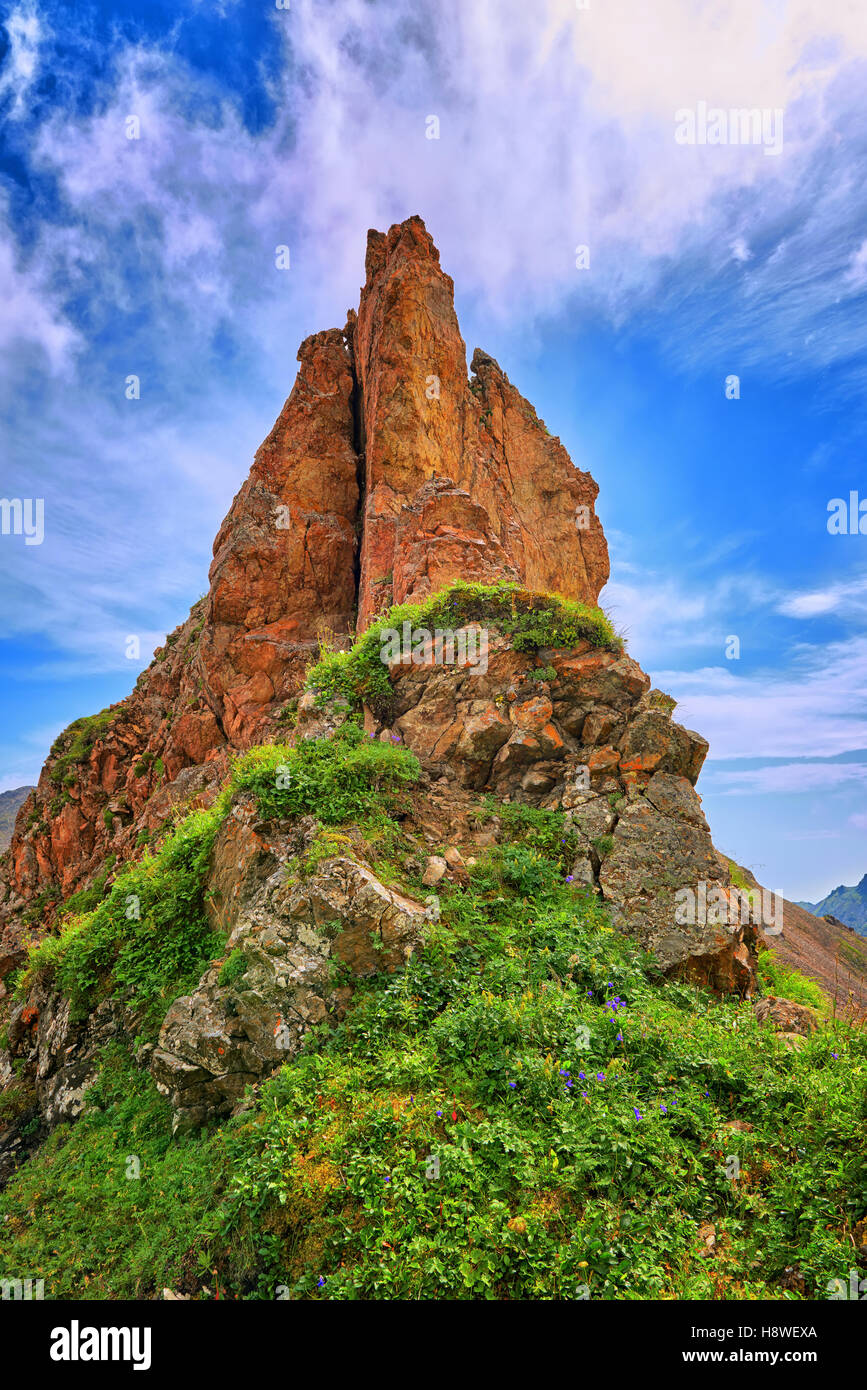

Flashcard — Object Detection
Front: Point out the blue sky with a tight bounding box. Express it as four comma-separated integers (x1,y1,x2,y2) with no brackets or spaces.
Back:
0,0,866,901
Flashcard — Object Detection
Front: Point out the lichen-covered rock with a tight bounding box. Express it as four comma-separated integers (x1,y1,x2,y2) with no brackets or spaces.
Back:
150,812,429,1130
379,638,758,993
753,995,819,1036
598,774,758,993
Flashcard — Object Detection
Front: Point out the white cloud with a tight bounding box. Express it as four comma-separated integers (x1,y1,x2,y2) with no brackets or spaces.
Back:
845,238,867,287
711,761,867,795
0,1,42,116
658,635,867,761
0,207,79,370
2,0,867,691
777,572,867,618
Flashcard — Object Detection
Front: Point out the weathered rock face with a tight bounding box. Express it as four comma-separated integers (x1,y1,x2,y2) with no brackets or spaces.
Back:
0,604,230,981
201,327,361,747
137,625,760,1131
0,977,137,1184
150,806,429,1131
353,217,608,628
330,632,759,995
0,215,608,964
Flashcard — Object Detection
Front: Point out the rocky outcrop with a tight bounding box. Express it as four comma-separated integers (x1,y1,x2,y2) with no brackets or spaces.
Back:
0,603,230,979
200,327,361,747
353,218,608,628
0,787,33,853
339,631,759,995
0,215,608,965
150,806,429,1131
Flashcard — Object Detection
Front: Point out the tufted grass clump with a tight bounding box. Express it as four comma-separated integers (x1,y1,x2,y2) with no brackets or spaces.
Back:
218,947,248,988
757,950,829,1013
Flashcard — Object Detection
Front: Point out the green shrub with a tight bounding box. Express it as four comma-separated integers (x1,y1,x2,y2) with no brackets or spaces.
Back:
21,809,224,1027
61,857,116,919
474,797,579,868
728,859,750,891
228,722,420,826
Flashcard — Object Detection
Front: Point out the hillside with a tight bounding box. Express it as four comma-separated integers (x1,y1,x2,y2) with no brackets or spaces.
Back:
0,787,34,852
1,218,865,1303
797,875,867,938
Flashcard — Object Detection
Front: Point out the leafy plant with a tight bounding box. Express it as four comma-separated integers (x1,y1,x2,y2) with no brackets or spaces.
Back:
228,722,420,826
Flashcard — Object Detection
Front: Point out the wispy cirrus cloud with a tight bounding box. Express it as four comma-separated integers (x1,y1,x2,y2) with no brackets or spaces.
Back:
776,572,867,618
657,635,867,762
711,761,867,796
0,1,42,117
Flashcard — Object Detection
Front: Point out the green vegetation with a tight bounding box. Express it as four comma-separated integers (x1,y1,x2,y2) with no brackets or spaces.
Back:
1,764,864,1301
307,580,621,717
728,859,751,892
14,726,420,1028
227,721,420,825
757,950,829,1014
528,665,558,684
61,856,117,919
18,809,225,1028
2,710,865,1302
49,709,118,785
473,796,580,871
218,948,248,988
0,1047,232,1299
20,883,61,928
